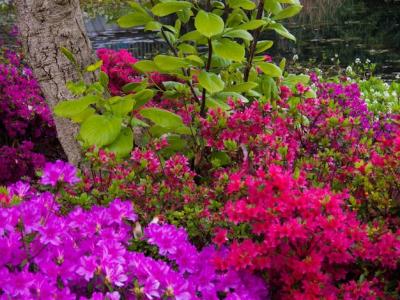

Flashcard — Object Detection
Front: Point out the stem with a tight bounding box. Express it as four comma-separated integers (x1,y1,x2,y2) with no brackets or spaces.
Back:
243,0,265,82
160,28,201,105
200,38,213,117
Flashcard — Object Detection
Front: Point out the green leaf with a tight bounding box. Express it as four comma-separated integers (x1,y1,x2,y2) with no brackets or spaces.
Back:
258,62,282,77
134,60,159,73
264,0,283,14
66,81,86,95
283,74,310,88
206,98,231,110
198,71,225,94
225,82,258,93
86,60,103,72
274,4,303,20
122,82,143,93
180,30,207,43
185,55,204,67
99,71,109,88
54,95,99,118
132,89,155,110
210,151,231,167
177,43,197,54
154,55,190,71
213,38,245,62
80,115,122,147
117,12,153,28
107,127,134,158
128,1,148,14
255,40,274,53
223,29,253,41
70,107,95,123
131,117,149,127
140,108,185,130
268,23,296,41
145,21,162,31
236,20,267,30
60,47,77,65
227,0,256,9
195,10,224,38
110,95,136,116
151,1,192,17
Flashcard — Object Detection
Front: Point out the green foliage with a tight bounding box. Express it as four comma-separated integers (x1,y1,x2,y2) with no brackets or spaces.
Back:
56,0,303,160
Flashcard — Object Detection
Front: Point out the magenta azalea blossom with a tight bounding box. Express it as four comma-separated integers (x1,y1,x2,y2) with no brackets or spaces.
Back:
40,160,80,186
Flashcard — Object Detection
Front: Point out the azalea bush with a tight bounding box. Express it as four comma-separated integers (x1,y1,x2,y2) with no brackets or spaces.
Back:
0,162,267,299
0,42,62,185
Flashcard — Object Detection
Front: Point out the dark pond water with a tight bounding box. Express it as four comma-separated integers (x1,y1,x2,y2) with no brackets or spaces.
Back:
1,0,400,79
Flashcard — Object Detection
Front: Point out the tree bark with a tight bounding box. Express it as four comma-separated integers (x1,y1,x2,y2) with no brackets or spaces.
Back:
14,0,95,166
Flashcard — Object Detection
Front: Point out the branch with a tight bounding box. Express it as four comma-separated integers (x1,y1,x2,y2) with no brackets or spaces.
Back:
243,0,265,82
200,38,213,117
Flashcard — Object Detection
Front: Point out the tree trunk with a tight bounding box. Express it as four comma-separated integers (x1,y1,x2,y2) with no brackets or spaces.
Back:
14,0,95,166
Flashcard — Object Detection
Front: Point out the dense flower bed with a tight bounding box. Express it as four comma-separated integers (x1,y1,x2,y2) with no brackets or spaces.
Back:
1,48,399,299
0,44,62,184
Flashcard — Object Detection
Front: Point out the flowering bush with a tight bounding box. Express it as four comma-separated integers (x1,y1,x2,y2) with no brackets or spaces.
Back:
0,44,62,185
0,162,268,299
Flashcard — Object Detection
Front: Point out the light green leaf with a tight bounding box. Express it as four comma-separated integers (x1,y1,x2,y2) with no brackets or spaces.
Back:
274,4,303,20
80,114,122,147
132,89,155,110
140,108,185,130
117,12,153,28
66,81,86,95
268,23,296,41
107,127,134,158
131,117,149,127
151,1,192,17
258,62,283,77
225,82,258,93
255,40,274,53
134,60,159,73
86,60,103,72
236,20,267,30
70,107,95,123
213,38,245,62
195,10,224,38
223,29,253,41
110,95,136,116
185,55,204,67
145,21,162,31
198,71,225,94
54,95,99,118
264,0,283,14
99,71,109,88
206,98,231,110
60,47,77,65
227,0,256,10
154,55,190,71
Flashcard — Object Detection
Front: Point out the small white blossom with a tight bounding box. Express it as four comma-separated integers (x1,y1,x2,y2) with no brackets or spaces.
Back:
365,59,371,64
293,54,299,61
355,58,361,64
346,66,353,73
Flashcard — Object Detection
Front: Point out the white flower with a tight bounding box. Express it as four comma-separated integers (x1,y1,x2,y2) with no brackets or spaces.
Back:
346,66,353,73
366,59,371,64
293,54,299,61
383,91,390,98
395,74,400,80
335,53,339,58
355,58,361,64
